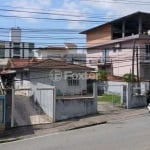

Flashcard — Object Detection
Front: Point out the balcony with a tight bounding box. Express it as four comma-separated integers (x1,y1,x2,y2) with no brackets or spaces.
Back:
89,57,112,66
97,57,112,65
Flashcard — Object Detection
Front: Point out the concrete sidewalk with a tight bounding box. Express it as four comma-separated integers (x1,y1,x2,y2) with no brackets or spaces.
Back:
0,106,147,143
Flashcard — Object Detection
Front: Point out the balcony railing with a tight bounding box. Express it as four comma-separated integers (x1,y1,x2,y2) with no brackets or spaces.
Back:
89,57,112,65
97,57,112,64
140,54,150,63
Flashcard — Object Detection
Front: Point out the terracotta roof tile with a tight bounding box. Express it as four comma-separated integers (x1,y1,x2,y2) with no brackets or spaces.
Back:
7,58,92,71
29,59,92,70
6,58,42,69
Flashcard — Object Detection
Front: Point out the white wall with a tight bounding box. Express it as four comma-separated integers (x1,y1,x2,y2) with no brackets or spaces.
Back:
30,69,87,96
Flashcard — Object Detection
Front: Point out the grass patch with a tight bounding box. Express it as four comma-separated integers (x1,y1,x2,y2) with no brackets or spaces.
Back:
97,93,121,104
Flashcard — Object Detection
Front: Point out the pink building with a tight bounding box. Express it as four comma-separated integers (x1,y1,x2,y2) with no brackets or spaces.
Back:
81,12,150,80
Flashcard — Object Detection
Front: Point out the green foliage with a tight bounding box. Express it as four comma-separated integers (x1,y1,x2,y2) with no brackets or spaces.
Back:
123,73,136,82
96,70,107,81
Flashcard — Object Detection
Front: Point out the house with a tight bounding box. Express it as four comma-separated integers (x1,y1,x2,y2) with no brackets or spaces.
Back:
34,43,86,66
81,11,150,80
6,58,91,95
0,27,34,59
5,58,97,122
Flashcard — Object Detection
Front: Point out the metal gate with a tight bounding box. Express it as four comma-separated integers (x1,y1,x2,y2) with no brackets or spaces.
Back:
97,82,125,114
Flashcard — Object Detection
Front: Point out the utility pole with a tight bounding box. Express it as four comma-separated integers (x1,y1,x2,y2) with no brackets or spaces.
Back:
131,40,136,95
136,46,139,83
136,46,141,94
132,40,136,82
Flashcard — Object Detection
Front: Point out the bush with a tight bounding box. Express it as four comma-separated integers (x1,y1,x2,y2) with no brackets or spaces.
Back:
123,73,136,82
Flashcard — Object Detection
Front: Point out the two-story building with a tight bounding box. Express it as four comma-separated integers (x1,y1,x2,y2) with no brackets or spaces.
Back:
34,43,86,66
81,11,150,80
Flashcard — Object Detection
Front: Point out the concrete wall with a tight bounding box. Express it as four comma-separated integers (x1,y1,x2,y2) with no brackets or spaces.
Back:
55,97,97,121
126,83,147,108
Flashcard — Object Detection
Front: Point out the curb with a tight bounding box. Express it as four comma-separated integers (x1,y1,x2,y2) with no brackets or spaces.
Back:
65,121,107,131
0,137,22,144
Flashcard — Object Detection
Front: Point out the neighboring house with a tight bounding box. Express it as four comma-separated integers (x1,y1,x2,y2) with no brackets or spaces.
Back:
81,11,150,80
34,43,86,66
5,58,42,90
0,27,34,58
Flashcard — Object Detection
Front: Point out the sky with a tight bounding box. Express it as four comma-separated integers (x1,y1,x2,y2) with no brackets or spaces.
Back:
0,0,150,49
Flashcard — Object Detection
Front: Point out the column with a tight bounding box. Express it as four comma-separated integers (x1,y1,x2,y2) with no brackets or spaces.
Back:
122,21,125,38
138,15,142,35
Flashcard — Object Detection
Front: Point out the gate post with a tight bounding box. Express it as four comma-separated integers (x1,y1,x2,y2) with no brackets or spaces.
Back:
53,87,56,123
11,88,15,128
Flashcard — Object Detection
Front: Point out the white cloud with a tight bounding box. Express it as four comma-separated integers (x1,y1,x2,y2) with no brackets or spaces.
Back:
6,0,52,23
50,0,88,29
82,0,150,18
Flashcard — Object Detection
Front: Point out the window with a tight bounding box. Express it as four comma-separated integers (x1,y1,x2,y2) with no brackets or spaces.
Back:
67,76,79,86
145,44,150,60
29,43,34,58
13,47,20,54
113,47,117,53
89,60,92,64
102,49,109,63
13,42,20,57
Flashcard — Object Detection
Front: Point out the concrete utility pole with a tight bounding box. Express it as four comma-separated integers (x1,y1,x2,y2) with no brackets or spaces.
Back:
132,40,136,82
136,46,139,82
136,46,141,94
131,40,136,95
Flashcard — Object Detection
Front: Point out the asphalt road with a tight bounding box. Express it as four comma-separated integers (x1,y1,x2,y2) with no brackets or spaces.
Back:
1,114,150,150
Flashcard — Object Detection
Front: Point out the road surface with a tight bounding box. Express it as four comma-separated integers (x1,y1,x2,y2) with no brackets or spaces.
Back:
1,114,150,150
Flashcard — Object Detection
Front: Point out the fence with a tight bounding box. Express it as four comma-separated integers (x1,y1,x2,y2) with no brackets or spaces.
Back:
56,83,95,98
97,81,125,105
97,81,148,110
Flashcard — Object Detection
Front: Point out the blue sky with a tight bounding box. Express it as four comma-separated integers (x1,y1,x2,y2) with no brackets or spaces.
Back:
0,0,150,48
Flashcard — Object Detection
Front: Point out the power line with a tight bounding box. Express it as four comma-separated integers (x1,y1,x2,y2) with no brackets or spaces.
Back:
82,0,150,5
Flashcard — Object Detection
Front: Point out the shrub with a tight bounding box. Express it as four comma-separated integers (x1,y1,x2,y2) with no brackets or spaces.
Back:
123,73,136,82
